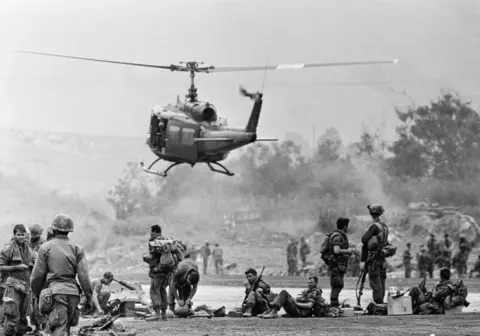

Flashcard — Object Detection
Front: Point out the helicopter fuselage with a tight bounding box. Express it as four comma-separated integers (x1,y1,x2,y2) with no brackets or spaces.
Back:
147,100,257,165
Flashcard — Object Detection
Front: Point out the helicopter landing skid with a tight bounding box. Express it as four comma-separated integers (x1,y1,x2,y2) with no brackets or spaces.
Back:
140,159,182,177
207,162,235,176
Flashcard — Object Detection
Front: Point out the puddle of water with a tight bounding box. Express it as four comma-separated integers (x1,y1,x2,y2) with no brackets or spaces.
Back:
139,285,480,313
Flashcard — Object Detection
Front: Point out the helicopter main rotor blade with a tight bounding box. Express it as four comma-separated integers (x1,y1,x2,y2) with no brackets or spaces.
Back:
15,50,178,71
209,59,398,73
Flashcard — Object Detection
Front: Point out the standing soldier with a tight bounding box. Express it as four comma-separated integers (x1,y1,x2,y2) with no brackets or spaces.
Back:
0,225,35,336
347,248,361,277
286,239,298,276
187,244,199,261
360,204,391,305
212,244,224,275
143,225,183,321
199,242,211,275
417,246,430,278
299,237,311,268
403,243,413,279
452,237,471,278
29,223,47,334
443,233,452,269
328,218,355,307
30,214,93,336
426,233,436,277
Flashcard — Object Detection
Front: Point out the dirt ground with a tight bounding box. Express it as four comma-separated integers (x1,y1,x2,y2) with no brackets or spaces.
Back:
89,313,480,336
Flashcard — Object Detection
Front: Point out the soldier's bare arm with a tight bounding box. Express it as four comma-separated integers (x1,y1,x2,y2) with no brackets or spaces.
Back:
30,246,48,297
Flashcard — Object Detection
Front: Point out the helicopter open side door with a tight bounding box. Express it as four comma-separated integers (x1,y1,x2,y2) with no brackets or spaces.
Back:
164,118,200,163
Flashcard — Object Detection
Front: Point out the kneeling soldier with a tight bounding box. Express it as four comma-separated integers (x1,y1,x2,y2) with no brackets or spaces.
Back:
262,276,325,319
168,258,200,313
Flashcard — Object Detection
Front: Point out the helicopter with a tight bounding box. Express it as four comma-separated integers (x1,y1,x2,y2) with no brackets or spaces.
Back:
16,50,398,177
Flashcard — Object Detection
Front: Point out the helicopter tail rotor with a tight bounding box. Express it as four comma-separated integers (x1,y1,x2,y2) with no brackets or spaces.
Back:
239,85,261,101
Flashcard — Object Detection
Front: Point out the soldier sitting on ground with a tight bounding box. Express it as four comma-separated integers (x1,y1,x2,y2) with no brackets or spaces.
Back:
409,267,469,314
261,276,326,319
242,268,274,317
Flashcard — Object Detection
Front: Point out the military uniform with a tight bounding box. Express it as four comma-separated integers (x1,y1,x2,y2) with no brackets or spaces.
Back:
417,250,430,278
361,205,389,304
168,259,199,312
410,279,456,314
30,214,93,336
29,223,47,330
243,277,271,316
199,243,211,275
145,234,183,318
0,236,35,336
269,288,324,317
212,245,224,275
287,241,298,276
403,244,413,279
299,238,311,268
329,230,349,307
469,256,480,278
347,250,360,277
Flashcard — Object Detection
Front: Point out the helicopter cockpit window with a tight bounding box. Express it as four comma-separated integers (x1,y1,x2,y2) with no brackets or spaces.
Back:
181,128,195,145
168,125,181,143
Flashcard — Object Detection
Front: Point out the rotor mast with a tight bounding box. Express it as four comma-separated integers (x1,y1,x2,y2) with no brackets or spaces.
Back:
180,61,209,102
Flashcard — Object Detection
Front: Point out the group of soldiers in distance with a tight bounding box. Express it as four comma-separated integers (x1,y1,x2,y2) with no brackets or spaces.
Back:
403,232,480,279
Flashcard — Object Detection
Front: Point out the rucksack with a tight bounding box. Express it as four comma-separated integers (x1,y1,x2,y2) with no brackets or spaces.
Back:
320,232,340,266
149,238,178,272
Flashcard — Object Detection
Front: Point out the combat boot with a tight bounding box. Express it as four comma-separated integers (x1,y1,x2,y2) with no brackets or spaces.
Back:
161,309,167,321
262,309,279,319
257,308,272,318
242,306,253,317
145,309,161,322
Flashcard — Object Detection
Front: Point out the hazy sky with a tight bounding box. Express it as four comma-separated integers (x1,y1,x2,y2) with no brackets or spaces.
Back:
1,0,479,145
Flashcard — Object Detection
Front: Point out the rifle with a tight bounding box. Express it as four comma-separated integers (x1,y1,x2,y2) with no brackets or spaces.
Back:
113,279,137,291
355,268,367,307
243,266,265,304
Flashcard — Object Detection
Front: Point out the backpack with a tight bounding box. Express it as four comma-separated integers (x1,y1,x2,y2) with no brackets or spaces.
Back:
149,238,178,272
320,232,340,266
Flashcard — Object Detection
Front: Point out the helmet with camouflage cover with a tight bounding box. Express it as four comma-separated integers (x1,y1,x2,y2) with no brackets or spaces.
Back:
367,204,385,215
51,213,74,232
29,223,44,238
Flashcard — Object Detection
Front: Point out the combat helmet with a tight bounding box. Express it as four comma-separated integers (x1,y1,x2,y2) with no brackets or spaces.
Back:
367,204,385,215
50,213,74,232
29,223,44,238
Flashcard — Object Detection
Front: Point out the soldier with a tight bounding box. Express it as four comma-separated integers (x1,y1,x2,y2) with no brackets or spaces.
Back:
409,267,468,314
187,244,198,261
360,204,390,304
426,233,436,277
469,255,480,278
299,236,311,268
168,258,200,313
286,239,298,276
212,243,224,275
199,242,211,275
29,223,47,334
143,225,183,321
89,272,114,316
328,218,355,307
403,243,413,279
417,246,430,278
31,214,93,336
0,225,35,336
452,237,471,278
242,268,272,317
443,233,452,269
262,276,325,319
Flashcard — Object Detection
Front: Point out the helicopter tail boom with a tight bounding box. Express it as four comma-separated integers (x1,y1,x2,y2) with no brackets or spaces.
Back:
239,86,263,133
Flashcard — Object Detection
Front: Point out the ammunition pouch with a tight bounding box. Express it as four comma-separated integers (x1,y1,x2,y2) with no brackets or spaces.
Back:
380,244,397,259
39,288,54,315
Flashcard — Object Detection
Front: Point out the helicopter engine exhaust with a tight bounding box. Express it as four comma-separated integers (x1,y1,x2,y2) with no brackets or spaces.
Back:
184,102,218,123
